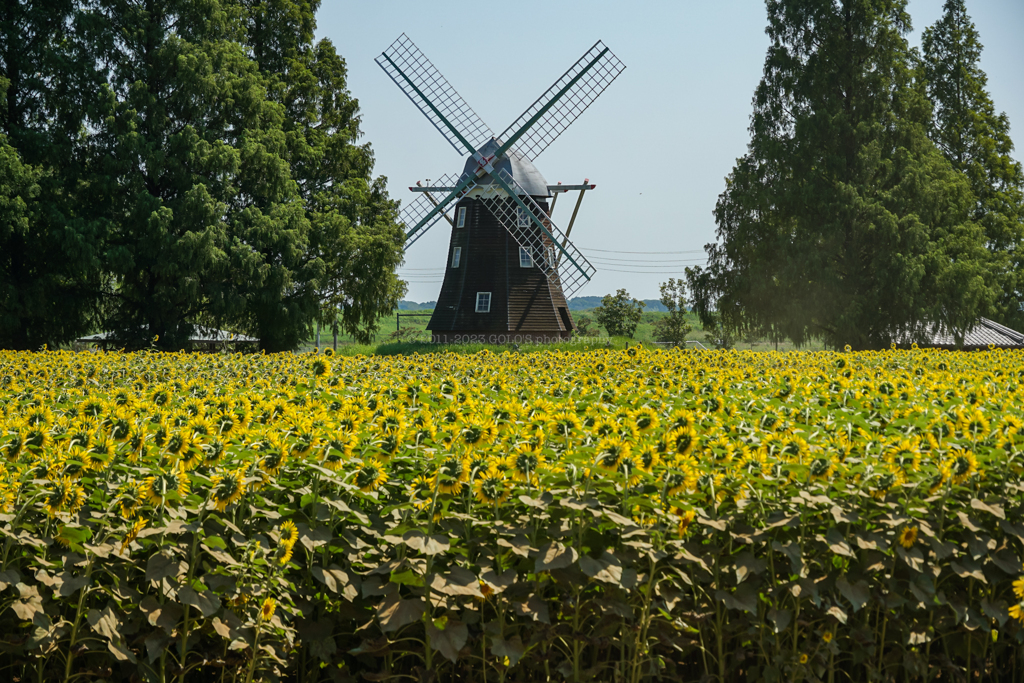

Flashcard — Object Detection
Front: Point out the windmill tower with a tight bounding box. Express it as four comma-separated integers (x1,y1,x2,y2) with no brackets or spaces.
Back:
377,36,624,343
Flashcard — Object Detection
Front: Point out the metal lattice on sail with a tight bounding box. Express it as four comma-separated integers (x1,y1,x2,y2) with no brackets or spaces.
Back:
480,169,596,298
497,41,625,161
376,34,493,156
400,173,473,247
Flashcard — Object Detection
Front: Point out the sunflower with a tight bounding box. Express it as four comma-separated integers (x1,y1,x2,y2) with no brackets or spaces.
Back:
506,448,542,485
355,463,388,492
310,358,332,378
117,481,145,518
1010,600,1024,625
591,418,617,438
408,474,435,510
120,517,147,552
462,419,497,450
435,455,469,494
631,406,660,432
210,469,246,511
616,453,645,487
943,449,978,485
280,520,299,547
144,469,190,506
675,508,696,536
546,410,580,440
259,597,276,622
374,430,403,461
335,408,364,433
473,467,509,506
275,520,299,566
1013,575,1024,600
187,415,215,441
377,407,405,434
258,440,289,476
636,443,660,472
44,476,86,516
595,436,630,471
203,439,225,466
125,428,147,462
808,455,835,482
898,525,918,548
664,425,698,458
163,430,192,459
661,465,697,496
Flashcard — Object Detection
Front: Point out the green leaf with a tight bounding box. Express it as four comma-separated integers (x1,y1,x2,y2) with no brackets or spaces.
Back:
390,568,424,588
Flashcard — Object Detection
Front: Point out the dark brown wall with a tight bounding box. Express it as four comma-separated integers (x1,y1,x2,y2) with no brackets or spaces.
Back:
427,196,574,339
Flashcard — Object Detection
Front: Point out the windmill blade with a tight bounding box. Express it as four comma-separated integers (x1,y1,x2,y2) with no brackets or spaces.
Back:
401,173,477,248
482,169,596,298
376,34,493,156
495,41,625,161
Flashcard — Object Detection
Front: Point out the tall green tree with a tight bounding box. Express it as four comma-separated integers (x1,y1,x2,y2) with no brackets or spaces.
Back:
688,0,998,350
96,0,316,351
922,0,1024,326
239,0,405,346
0,1,106,349
652,278,691,346
595,289,645,338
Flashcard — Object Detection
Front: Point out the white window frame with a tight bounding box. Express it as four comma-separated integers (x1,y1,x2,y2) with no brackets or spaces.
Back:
519,246,533,268
516,207,531,228
451,247,461,268
475,292,491,313
456,206,466,228
547,245,557,266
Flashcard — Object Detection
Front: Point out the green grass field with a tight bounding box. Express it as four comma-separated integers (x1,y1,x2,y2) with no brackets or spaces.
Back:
305,308,825,354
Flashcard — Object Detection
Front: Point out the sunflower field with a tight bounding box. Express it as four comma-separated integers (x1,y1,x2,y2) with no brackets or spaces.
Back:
0,346,1023,682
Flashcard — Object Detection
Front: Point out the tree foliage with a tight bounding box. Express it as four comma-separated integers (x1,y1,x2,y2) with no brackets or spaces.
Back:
922,0,1024,327
239,0,405,347
652,278,691,346
0,1,106,350
688,0,999,350
595,289,645,338
0,0,403,351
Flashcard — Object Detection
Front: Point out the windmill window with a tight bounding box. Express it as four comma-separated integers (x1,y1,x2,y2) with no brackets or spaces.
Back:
548,245,557,266
519,246,533,268
475,292,491,313
517,207,531,228
451,247,461,268
456,207,466,228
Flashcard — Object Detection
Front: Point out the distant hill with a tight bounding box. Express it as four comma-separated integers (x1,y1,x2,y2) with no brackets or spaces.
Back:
567,296,668,312
397,300,436,310
398,298,670,312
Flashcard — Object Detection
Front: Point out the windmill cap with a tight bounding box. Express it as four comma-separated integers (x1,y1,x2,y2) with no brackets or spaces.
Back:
462,138,551,198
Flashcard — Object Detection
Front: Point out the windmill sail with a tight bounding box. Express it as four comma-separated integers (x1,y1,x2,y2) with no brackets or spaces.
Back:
400,173,477,247
481,169,595,298
496,41,625,161
376,34,493,156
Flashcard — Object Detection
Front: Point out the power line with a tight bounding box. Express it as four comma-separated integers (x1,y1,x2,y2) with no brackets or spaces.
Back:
593,267,703,274
581,247,705,255
588,258,707,265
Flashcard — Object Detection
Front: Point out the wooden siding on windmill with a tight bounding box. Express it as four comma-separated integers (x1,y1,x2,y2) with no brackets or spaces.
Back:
506,222,572,334
428,197,573,340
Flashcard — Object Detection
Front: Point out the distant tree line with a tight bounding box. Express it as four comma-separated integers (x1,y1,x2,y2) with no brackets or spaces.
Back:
687,0,1024,350
0,0,405,351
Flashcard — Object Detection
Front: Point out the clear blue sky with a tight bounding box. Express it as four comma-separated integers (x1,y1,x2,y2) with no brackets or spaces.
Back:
315,0,1024,303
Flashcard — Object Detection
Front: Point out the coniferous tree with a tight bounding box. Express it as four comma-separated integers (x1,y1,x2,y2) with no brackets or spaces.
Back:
922,0,1024,326
239,0,405,347
96,0,315,351
0,1,106,349
688,0,998,350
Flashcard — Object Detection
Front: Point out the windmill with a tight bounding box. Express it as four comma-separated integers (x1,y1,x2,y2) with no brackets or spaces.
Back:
376,35,624,343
